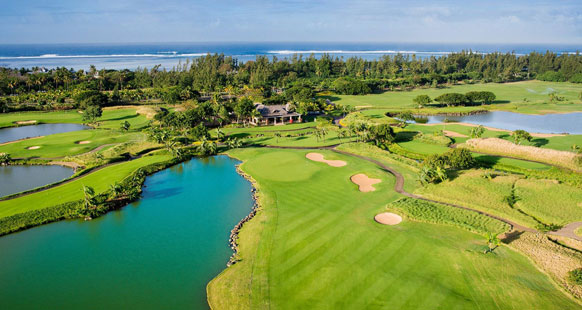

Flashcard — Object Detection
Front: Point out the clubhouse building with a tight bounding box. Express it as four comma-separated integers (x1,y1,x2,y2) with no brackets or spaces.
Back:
251,103,302,125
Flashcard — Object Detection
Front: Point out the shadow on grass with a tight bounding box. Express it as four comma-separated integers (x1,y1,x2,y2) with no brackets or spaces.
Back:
501,230,524,244
395,131,419,143
102,114,139,122
531,138,549,147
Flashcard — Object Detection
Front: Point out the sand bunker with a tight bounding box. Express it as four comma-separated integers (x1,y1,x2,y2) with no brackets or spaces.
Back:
76,141,91,144
26,146,41,150
306,153,347,167
351,173,381,192
443,130,468,138
374,212,403,225
14,120,37,125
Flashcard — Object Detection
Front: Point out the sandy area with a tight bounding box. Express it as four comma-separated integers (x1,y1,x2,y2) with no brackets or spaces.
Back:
443,130,468,138
14,120,37,125
77,141,91,144
351,173,381,192
374,212,403,225
419,122,567,137
27,146,41,150
306,153,347,167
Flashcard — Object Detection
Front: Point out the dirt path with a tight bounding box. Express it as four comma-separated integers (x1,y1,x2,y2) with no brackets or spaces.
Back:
549,222,582,241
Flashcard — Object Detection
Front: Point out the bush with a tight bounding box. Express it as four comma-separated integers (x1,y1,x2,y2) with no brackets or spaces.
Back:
446,148,476,169
569,268,582,285
569,73,582,84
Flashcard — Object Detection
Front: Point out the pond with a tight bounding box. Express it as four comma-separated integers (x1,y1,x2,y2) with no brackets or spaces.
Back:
0,165,74,198
419,111,582,134
0,123,89,144
0,155,254,309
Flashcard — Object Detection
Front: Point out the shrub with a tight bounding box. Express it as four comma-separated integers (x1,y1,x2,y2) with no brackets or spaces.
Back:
569,268,582,285
446,148,476,169
537,71,567,82
413,94,432,107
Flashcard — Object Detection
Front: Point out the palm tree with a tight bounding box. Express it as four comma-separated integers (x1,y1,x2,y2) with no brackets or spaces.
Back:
226,137,242,149
216,128,226,141
275,132,282,143
109,182,123,199
165,141,183,158
484,232,500,254
197,137,218,156
320,127,328,142
435,166,448,182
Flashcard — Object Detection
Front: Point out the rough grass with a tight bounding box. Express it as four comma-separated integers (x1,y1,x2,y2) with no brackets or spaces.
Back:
416,170,539,228
463,138,582,172
208,147,579,309
0,154,172,219
509,233,582,301
515,179,582,225
388,198,510,235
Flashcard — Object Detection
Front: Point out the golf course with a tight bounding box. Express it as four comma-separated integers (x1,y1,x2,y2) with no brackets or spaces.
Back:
1,57,582,309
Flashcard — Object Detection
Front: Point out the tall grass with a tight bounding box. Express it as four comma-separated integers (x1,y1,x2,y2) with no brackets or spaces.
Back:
388,198,509,235
464,138,582,172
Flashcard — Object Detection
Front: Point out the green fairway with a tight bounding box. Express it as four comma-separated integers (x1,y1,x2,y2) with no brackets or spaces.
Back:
324,80,582,115
0,154,172,218
0,129,145,158
0,108,150,129
208,147,578,309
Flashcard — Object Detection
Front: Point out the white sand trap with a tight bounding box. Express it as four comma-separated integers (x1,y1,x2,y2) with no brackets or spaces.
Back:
27,146,41,150
374,212,403,225
77,141,91,144
306,153,347,167
15,120,37,125
443,130,467,138
351,173,381,192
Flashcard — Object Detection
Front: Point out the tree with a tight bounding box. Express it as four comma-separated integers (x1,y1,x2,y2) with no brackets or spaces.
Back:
0,152,11,165
446,148,475,169
109,182,124,199
469,125,485,138
82,104,103,124
197,137,218,156
371,124,395,147
511,129,532,145
434,93,469,107
484,232,500,254
337,129,348,142
226,137,242,149
215,128,226,142
234,97,255,125
190,123,210,141
120,120,131,131
165,141,183,158
81,185,97,218
396,111,415,127
274,132,282,143
412,95,432,107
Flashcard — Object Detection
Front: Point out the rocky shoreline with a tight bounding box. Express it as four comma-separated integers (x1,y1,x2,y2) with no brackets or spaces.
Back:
226,164,260,267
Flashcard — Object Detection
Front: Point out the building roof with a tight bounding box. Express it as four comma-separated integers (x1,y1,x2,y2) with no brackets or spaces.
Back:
254,103,301,118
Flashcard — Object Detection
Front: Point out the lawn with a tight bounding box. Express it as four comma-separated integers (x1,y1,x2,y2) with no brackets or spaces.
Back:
0,129,146,158
207,147,579,309
323,80,582,115
0,107,150,129
0,154,172,219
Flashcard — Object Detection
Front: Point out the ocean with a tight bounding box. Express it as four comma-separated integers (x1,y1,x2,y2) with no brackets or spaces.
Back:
0,42,580,70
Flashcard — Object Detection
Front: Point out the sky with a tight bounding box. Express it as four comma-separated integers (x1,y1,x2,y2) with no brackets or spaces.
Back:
1,0,581,44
